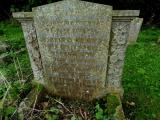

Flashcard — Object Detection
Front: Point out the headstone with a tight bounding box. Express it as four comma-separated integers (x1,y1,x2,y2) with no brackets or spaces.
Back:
128,18,143,44
13,0,140,100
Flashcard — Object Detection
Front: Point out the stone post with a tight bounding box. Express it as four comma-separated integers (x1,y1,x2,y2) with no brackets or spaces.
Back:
12,12,44,84
106,10,140,97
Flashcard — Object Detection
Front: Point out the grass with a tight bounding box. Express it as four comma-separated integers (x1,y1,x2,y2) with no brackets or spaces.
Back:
0,20,33,120
0,20,160,119
0,20,25,50
0,20,32,81
123,27,160,120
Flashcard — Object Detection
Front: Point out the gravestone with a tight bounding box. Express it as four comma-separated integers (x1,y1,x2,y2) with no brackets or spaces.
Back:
128,18,143,44
13,0,140,101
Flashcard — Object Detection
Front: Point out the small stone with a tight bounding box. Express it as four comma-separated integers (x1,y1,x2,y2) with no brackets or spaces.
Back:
126,101,135,106
0,53,11,64
0,42,10,53
157,38,160,44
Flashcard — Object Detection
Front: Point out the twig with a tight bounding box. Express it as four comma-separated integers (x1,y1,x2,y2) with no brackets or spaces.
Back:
13,57,21,83
25,107,50,112
79,108,85,119
30,94,38,117
14,48,26,55
64,114,75,117
17,57,24,83
10,108,17,119
54,99,72,113
84,112,87,120
0,71,10,88
32,115,43,120
1,86,11,109
27,114,43,120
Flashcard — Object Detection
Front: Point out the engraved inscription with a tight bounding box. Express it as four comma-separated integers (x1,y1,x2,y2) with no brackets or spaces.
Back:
37,19,107,83
35,17,110,86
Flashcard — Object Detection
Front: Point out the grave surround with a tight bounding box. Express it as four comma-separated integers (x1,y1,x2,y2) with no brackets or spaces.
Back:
13,0,140,100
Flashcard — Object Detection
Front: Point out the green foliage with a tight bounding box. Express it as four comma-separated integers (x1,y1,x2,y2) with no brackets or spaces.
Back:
0,21,25,50
3,106,16,119
71,115,82,120
106,94,120,115
0,21,32,81
0,86,6,99
0,20,32,118
71,115,77,120
95,103,109,120
0,52,32,81
123,27,160,120
138,27,160,43
32,80,44,93
0,80,31,119
46,107,60,120
10,81,31,99
95,104,104,120
0,81,31,101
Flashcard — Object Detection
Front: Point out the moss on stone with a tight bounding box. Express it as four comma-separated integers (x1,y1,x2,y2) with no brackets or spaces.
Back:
115,105,126,120
104,94,125,120
106,94,120,115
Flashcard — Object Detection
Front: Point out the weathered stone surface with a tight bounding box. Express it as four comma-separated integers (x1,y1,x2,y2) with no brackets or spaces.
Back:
20,21,44,83
33,0,112,100
107,22,130,96
106,11,140,96
128,18,143,44
12,0,140,101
